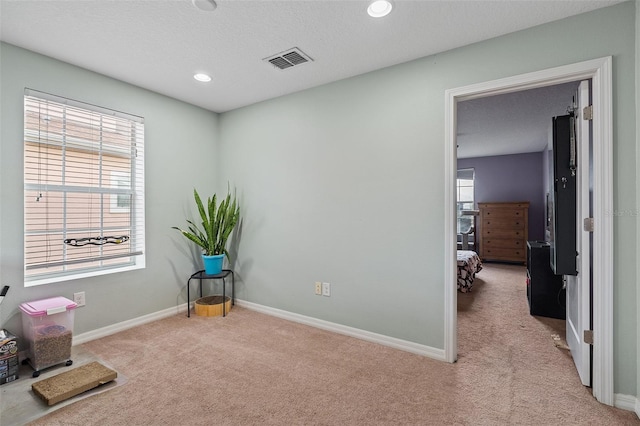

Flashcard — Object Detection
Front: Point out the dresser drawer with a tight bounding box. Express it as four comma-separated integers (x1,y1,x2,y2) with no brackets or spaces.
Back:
481,208,526,220
478,202,529,210
481,218,526,230
481,228,525,239
482,238,525,249
482,247,526,261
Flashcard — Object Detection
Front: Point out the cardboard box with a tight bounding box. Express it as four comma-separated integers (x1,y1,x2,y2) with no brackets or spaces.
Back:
0,329,19,385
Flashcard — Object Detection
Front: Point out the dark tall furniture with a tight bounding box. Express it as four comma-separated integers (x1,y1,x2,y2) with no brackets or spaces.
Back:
526,241,565,319
549,114,577,275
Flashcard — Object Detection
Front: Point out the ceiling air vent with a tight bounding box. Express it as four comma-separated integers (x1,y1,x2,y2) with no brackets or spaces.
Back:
264,47,313,70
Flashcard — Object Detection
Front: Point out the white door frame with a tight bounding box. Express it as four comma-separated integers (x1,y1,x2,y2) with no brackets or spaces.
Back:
443,57,613,405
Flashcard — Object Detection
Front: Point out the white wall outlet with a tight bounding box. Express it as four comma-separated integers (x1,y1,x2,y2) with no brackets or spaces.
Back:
73,291,86,307
322,282,331,297
314,282,322,295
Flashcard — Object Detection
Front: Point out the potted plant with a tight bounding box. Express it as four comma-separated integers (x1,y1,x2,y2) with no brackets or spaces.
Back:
173,187,240,275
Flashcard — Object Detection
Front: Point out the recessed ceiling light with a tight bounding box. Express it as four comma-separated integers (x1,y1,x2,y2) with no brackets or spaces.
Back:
194,73,212,82
192,0,217,12
367,0,393,18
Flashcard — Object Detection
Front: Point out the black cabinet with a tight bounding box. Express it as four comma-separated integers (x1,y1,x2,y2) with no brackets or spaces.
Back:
526,241,565,319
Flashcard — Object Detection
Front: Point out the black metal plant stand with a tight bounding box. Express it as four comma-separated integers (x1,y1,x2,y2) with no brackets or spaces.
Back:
187,269,235,318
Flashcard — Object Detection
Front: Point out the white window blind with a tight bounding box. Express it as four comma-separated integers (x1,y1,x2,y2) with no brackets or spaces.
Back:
24,89,145,285
456,168,475,234
456,168,475,203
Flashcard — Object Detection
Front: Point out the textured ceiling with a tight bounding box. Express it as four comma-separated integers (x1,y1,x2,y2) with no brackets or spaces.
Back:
0,0,623,114
0,1,621,159
457,81,580,159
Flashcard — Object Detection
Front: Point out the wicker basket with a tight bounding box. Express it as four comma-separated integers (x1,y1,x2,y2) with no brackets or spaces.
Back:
194,295,232,317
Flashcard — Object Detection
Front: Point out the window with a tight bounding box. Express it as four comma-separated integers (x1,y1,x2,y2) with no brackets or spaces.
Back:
24,89,145,285
110,171,131,213
456,168,474,234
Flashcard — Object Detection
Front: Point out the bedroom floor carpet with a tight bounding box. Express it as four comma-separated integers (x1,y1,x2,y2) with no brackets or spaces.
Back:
27,264,638,425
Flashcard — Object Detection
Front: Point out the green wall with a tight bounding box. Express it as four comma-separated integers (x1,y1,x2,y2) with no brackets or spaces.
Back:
219,2,637,395
0,42,220,335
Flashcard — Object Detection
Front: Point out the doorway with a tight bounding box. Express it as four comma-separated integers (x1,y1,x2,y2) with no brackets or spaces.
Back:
443,57,614,405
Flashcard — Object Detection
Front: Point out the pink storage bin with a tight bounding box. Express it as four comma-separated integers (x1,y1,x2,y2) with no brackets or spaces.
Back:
19,296,77,376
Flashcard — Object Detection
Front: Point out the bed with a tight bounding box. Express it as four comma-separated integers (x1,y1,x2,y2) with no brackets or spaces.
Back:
457,250,482,293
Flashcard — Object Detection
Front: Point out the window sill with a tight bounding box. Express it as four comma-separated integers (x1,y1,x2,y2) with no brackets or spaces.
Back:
24,260,145,287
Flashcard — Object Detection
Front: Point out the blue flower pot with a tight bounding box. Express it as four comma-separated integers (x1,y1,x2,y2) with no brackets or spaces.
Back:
202,254,224,275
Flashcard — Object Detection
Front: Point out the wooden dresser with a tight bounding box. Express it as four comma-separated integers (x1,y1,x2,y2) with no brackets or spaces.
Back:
478,202,529,264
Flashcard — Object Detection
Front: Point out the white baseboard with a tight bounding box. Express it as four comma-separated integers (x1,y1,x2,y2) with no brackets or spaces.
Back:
72,303,187,345
235,299,446,361
613,393,640,417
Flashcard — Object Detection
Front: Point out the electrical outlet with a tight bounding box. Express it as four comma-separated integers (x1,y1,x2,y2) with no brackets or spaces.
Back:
73,291,86,307
314,282,322,295
322,282,331,297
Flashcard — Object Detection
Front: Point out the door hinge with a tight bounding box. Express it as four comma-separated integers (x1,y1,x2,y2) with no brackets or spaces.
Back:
583,105,593,120
584,330,594,345
583,217,594,232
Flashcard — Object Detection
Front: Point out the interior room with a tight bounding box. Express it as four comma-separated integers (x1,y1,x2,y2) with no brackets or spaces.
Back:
0,0,638,424
454,81,580,369
454,82,580,275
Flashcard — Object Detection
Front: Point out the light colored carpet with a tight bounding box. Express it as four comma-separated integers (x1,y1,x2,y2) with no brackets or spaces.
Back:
26,264,639,425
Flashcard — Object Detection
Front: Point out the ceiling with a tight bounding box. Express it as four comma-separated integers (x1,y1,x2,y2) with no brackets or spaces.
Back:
0,1,621,158
456,81,580,159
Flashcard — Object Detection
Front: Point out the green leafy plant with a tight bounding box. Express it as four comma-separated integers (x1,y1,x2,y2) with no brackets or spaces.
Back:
173,187,240,257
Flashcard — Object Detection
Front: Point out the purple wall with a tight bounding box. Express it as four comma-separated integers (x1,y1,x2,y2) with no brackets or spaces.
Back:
458,151,545,241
